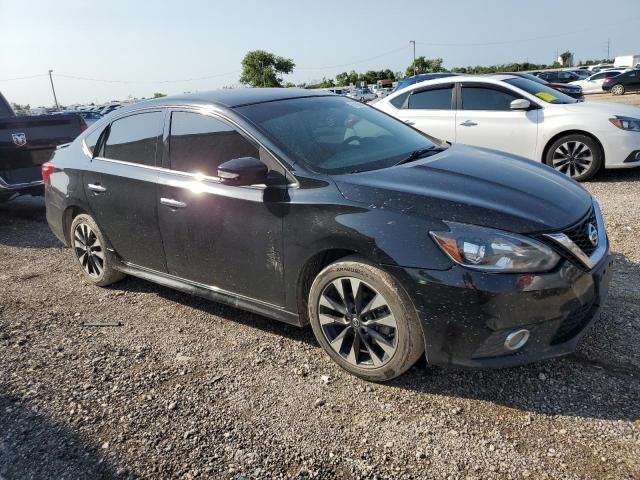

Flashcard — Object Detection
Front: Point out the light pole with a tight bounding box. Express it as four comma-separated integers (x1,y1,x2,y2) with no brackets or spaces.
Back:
48,69,60,111
409,40,416,77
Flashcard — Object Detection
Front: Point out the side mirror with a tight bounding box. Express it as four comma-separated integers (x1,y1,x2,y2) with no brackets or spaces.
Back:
217,157,268,186
510,99,531,111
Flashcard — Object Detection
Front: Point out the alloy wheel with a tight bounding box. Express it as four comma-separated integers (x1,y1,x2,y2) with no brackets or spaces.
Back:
73,223,104,278
318,277,398,368
552,141,593,178
611,84,624,95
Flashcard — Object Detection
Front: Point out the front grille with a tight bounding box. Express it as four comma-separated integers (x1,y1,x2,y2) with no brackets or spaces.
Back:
563,209,598,257
551,298,597,345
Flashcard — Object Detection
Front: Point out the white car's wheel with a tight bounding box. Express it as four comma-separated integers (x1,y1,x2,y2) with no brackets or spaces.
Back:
545,134,602,182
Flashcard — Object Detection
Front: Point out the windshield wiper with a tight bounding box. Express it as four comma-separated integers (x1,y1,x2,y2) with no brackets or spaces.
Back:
395,146,445,166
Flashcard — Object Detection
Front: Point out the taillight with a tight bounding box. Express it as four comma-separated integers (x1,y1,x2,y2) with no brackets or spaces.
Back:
79,119,88,132
42,161,55,185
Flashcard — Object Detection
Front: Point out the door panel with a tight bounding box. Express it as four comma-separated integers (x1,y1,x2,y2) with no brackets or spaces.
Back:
83,110,166,271
393,84,456,142
156,110,286,307
455,85,539,160
83,164,166,271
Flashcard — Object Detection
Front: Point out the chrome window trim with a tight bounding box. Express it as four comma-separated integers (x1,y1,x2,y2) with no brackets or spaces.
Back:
543,198,608,270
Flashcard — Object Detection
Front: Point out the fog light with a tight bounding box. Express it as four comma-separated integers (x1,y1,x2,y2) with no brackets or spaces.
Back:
504,329,530,351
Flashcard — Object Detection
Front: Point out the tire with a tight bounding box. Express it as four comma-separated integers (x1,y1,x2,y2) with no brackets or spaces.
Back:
70,213,125,287
308,256,425,382
544,134,602,182
611,84,625,96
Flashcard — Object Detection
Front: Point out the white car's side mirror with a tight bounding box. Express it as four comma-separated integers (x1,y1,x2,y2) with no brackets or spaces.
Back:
510,99,531,111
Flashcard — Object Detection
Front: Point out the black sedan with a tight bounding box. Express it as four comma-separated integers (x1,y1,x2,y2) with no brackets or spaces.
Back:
43,89,612,381
603,69,640,95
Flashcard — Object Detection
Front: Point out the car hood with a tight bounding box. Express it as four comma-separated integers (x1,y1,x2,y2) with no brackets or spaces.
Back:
333,144,592,233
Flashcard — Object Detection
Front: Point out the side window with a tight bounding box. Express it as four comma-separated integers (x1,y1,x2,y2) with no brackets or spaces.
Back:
103,112,162,166
462,86,519,111
169,111,259,178
389,91,409,108
407,85,453,110
84,126,105,156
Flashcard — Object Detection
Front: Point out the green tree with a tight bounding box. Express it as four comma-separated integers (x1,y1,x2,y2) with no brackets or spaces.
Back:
240,50,295,88
153,92,166,98
405,57,444,76
10,102,30,113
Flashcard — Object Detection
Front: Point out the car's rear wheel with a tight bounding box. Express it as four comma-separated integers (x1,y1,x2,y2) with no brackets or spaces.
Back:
70,214,125,287
611,84,625,95
544,134,602,182
308,256,424,382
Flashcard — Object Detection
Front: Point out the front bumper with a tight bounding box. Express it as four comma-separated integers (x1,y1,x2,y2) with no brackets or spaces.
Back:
389,253,613,368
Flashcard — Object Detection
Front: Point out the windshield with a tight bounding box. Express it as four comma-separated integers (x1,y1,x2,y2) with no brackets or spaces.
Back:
236,96,444,174
503,78,577,104
517,73,548,85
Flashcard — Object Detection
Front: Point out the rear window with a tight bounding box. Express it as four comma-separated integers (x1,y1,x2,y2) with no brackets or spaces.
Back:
407,85,453,110
103,112,162,166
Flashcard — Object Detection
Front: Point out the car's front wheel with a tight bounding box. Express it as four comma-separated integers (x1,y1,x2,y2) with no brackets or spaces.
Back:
611,84,625,95
308,256,424,381
544,134,602,181
70,214,125,287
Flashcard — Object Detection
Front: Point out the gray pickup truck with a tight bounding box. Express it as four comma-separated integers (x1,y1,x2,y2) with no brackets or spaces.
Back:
1,92,85,202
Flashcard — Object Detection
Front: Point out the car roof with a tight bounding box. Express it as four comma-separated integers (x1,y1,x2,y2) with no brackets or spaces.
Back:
142,88,333,109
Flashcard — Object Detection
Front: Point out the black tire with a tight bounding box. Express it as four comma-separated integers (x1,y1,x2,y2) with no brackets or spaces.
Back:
70,213,125,287
544,134,602,182
611,84,625,96
308,256,424,382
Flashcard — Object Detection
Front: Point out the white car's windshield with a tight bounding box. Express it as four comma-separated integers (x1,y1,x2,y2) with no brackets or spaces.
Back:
504,78,577,104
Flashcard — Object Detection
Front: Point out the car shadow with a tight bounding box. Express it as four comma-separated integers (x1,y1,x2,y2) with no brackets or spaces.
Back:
593,166,640,183
0,196,61,249
0,392,123,479
109,254,640,423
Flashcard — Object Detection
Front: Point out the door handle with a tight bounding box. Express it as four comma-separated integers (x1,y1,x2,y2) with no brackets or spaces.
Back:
88,183,106,193
160,197,187,209
404,120,415,125
459,120,478,127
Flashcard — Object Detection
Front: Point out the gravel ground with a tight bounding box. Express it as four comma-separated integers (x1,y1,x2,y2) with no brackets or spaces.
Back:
1,156,639,479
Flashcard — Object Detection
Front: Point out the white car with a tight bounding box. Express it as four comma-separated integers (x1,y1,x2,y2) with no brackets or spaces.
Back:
569,70,628,94
375,88,394,99
374,75,640,181
348,88,376,103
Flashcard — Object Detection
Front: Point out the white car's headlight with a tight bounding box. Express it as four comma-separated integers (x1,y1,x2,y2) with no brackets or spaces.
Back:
430,222,560,273
609,116,640,132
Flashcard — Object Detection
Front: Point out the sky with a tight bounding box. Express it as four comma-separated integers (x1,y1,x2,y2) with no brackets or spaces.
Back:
1,0,639,107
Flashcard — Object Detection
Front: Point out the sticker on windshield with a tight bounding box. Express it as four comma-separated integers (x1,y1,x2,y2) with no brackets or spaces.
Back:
534,92,557,102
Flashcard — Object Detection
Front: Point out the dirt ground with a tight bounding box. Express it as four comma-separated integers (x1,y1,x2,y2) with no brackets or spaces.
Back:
1,97,639,479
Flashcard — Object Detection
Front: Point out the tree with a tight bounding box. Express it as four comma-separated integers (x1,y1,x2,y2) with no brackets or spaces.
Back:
240,50,295,88
405,57,445,77
559,51,573,67
153,92,166,98
11,102,30,113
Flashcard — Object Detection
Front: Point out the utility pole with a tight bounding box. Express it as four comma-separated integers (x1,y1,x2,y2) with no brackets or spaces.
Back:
48,69,60,111
410,40,416,77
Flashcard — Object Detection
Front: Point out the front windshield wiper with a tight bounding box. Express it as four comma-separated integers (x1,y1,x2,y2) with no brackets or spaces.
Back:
395,146,445,166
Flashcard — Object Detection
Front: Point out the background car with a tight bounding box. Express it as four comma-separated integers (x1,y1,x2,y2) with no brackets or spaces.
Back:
393,72,460,92
535,70,581,84
375,75,640,181
375,87,394,98
75,111,103,126
602,69,640,95
347,87,375,102
569,69,627,94
500,72,583,99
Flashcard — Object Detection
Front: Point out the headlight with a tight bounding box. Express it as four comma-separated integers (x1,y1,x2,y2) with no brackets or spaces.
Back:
609,116,640,132
430,222,560,273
